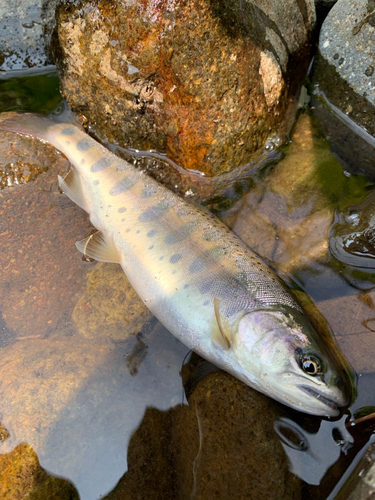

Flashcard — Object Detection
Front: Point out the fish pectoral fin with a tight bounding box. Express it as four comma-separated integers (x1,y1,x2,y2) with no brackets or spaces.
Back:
211,298,231,350
75,231,121,263
58,167,88,212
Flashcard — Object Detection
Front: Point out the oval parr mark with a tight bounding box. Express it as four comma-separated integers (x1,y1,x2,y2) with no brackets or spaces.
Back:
61,126,76,136
139,202,171,222
170,253,182,264
76,138,92,151
110,176,136,196
91,157,111,172
189,247,224,274
165,221,197,245
200,281,213,294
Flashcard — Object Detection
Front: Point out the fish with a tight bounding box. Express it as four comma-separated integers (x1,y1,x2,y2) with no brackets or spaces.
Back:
0,112,352,416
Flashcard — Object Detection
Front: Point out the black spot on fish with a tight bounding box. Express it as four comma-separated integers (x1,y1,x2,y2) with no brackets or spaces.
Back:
159,256,164,260
203,300,209,306
110,176,136,196
76,138,92,151
91,157,111,172
65,140,70,145
170,253,182,264
61,127,76,136
118,207,127,213
172,270,177,274
93,180,99,185
165,221,197,245
126,229,131,233
136,230,140,234
147,229,157,237
81,159,86,165
121,218,125,222
184,284,190,289
149,245,154,250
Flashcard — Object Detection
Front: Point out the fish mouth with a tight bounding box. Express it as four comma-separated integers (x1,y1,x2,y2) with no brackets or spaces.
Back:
298,385,340,412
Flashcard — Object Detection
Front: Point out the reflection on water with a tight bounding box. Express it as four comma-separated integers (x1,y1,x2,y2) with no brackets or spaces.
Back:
0,106,375,498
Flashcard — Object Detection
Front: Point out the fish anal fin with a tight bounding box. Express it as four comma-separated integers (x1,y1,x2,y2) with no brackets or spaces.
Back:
75,231,121,263
58,167,88,212
211,298,231,350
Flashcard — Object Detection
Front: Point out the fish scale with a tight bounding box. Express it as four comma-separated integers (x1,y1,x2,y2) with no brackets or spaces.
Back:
0,112,352,416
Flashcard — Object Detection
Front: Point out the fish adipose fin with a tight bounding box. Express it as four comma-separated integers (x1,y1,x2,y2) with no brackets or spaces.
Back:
58,168,88,212
211,298,231,350
76,231,121,263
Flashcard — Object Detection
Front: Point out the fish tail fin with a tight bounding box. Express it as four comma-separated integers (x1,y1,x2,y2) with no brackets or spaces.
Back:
0,112,58,142
0,110,82,143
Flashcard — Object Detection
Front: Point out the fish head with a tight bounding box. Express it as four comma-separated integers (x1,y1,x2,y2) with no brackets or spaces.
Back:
231,308,351,417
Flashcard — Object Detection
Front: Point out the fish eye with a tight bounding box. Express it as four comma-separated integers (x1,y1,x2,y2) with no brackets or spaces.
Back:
301,355,321,376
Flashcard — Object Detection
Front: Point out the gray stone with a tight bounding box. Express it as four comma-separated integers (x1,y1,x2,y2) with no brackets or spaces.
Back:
312,0,375,178
0,0,52,72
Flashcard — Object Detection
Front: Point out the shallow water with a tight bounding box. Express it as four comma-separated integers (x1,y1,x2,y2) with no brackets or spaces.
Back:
0,72,375,499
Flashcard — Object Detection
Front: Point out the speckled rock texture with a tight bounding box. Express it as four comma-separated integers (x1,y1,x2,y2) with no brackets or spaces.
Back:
43,0,316,176
0,443,79,500
312,0,375,178
72,261,153,341
0,0,52,72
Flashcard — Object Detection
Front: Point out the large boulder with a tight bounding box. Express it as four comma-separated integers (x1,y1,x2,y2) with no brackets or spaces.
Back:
43,0,316,176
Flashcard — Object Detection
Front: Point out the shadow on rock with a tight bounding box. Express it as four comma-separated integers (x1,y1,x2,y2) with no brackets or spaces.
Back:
104,371,302,500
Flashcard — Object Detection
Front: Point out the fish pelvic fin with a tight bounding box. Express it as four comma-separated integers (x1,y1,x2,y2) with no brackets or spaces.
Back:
211,298,232,350
76,231,121,264
58,167,89,212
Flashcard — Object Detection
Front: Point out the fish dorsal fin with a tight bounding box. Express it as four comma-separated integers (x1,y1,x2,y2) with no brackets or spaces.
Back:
211,298,231,350
75,231,121,263
58,167,88,212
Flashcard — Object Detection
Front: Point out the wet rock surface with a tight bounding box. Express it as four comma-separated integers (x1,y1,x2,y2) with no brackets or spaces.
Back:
329,190,375,271
73,262,153,342
344,441,375,500
0,0,52,72
0,127,91,340
103,373,302,500
312,0,375,178
0,442,79,500
43,0,316,176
